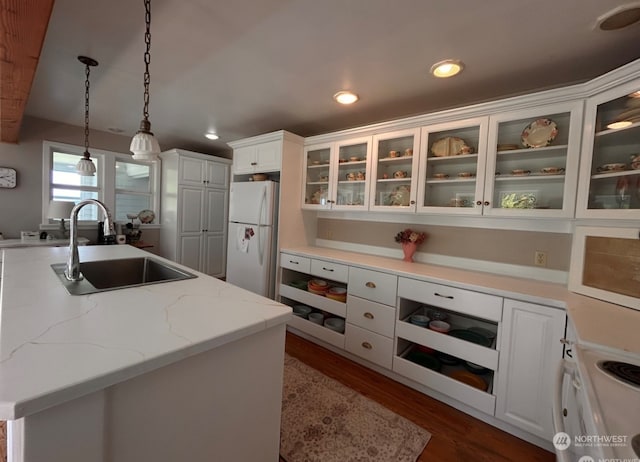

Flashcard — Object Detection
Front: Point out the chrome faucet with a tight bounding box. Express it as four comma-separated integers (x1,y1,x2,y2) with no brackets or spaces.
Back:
65,199,115,281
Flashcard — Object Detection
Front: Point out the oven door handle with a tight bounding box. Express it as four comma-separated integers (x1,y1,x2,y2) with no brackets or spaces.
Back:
552,359,576,462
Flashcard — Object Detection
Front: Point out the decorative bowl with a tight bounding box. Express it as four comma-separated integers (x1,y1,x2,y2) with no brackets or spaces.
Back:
324,317,345,333
428,320,451,333
252,173,269,181
409,314,430,327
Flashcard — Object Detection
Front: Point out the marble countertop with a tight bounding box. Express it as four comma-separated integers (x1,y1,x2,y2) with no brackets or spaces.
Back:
0,237,89,249
0,245,291,420
281,246,640,355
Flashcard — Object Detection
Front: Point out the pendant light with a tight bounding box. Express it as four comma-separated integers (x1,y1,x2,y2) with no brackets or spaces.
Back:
76,56,99,176
130,0,161,160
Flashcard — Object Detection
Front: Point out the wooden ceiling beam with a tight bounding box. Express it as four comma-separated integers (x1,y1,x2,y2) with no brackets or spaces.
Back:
0,0,55,144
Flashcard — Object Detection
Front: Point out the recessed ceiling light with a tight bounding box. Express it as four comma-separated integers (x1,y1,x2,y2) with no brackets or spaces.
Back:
607,120,633,130
596,3,640,30
430,59,464,78
205,133,219,140
333,91,359,105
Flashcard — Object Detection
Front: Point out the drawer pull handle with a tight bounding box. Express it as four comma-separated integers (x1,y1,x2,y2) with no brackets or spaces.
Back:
363,312,374,319
322,267,334,272
289,260,299,264
365,282,376,288
434,292,453,299
250,162,257,166
362,342,373,350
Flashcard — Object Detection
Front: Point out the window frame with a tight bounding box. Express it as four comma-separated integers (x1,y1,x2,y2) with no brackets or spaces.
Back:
41,140,160,227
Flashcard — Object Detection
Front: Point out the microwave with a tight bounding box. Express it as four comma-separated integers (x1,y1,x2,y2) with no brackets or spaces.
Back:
569,226,640,311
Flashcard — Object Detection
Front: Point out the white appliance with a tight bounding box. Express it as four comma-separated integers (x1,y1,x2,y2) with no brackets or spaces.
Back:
226,181,279,298
553,342,640,461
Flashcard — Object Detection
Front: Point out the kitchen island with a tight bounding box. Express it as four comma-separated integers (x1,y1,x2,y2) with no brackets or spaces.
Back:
0,245,291,462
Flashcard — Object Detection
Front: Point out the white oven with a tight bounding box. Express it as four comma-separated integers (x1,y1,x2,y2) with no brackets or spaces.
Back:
553,343,640,461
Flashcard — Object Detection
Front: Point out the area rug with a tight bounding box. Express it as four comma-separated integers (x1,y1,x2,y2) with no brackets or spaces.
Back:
280,355,431,462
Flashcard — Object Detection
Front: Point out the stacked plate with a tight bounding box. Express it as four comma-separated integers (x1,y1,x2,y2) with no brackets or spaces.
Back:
307,279,329,295
326,287,347,302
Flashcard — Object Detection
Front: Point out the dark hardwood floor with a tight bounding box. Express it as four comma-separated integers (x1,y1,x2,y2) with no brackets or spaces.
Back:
284,332,555,462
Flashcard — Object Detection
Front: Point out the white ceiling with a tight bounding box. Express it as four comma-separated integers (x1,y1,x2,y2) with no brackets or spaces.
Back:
25,0,640,155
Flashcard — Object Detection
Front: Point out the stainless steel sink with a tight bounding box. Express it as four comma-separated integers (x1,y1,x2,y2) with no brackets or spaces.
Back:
52,257,197,295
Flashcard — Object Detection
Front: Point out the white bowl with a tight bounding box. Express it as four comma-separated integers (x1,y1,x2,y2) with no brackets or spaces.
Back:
324,317,345,333
308,312,324,325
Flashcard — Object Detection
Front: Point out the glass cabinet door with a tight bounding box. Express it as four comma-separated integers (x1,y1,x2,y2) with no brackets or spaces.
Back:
484,102,583,217
302,143,333,209
576,79,640,217
416,117,488,214
369,128,420,212
333,137,372,211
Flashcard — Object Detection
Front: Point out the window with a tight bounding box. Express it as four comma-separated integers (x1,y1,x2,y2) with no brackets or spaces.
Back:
42,141,159,225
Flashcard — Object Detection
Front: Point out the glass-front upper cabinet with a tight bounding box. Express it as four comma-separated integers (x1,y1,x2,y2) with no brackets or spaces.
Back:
302,137,372,211
483,101,583,217
302,143,333,210
576,79,640,218
332,137,372,211
369,128,420,212
416,117,489,215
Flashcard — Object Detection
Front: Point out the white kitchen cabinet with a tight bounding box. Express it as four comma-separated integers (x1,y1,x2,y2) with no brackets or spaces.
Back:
494,298,566,440
576,77,640,218
159,149,231,278
302,137,372,211
229,130,304,176
483,101,583,217
369,128,421,212
416,116,489,214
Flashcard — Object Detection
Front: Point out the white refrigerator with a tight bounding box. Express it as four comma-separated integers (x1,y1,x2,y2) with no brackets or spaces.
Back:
226,181,279,298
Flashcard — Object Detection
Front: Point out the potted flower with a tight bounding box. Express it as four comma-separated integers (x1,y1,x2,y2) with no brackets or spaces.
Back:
394,229,427,262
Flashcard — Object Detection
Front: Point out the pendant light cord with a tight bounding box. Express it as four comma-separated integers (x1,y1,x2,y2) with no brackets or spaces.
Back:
84,62,91,159
142,0,152,122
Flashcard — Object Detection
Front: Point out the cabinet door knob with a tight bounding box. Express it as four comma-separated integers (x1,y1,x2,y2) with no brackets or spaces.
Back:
484,201,490,206
363,312,374,319
322,267,334,272
361,342,373,350
365,281,376,288
250,162,257,166
434,292,453,299
476,200,482,206
410,200,416,205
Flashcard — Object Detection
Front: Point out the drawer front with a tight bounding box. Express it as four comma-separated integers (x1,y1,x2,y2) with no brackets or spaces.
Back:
346,295,395,338
281,253,311,273
348,267,398,306
398,278,503,322
345,324,393,369
311,259,349,283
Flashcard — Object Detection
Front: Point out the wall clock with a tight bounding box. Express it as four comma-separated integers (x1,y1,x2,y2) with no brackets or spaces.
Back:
0,167,17,188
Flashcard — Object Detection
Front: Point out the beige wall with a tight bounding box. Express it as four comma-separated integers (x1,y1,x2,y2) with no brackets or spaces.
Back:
0,116,136,239
317,218,572,271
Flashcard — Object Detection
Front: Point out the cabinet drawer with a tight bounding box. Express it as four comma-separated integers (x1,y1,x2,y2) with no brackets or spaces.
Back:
393,354,496,416
281,253,311,273
346,295,395,338
348,267,397,306
398,278,502,322
288,314,345,349
311,259,349,283
345,324,393,369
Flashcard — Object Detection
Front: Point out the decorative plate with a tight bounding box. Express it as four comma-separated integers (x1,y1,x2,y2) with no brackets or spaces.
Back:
138,209,155,224
521,118,558,148
430,137,470,157
499,191,538,209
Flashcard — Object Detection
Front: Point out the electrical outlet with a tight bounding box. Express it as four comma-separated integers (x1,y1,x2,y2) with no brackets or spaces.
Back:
534,250,547,267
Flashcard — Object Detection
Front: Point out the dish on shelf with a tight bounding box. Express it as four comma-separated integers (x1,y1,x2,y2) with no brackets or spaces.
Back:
511,169,531,176
596,163,627,173
436,351,461,366
308,279,329,295
457,172,476,178
386,185,411,206
521,118,558,148
308,312,324,324
497,143,520,151
252,173,269,181
326,287,347,302
426,308,448,322
405,349,442,371
467,326,496,341
464,361,490,375
324,317,345,333
631,155,640,170
447,370,488,391
428,320,451,333
430,137,472,157
318,175,329,182
409,314,430,327
433,173,449,179
499,191,538,209
292,305,313,318
138,209,155,224
310,188,327,205
540,167,565,175
288,280,309,290
448,329,492,347
349,156,361,162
